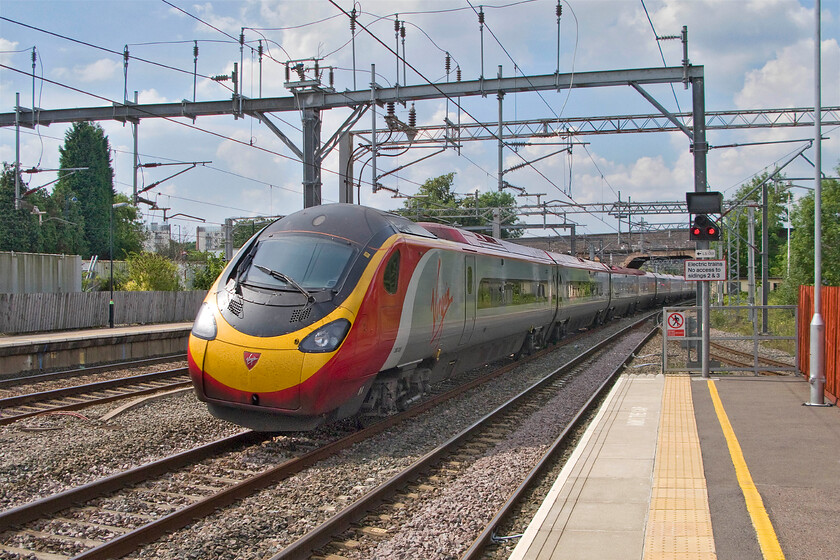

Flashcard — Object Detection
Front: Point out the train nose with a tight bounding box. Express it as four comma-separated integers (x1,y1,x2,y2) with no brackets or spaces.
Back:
201,340,305,411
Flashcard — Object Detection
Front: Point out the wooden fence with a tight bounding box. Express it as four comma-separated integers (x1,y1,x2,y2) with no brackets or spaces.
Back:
0,291,207,334
798,286,840,403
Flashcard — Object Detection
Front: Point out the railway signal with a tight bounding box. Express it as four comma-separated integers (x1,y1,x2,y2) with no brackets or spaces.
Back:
689,214,721,241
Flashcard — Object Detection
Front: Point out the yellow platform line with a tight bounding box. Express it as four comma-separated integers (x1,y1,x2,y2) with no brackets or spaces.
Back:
644,376,716,560
707,380,785,560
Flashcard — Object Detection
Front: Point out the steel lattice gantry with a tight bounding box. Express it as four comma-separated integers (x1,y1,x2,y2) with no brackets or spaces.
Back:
2,66,709,208
355,106,840,145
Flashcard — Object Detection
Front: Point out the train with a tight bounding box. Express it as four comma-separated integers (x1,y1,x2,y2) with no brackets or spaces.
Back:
187,203,693,431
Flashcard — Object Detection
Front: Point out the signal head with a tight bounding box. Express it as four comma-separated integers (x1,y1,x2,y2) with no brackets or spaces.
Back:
689,214,721,241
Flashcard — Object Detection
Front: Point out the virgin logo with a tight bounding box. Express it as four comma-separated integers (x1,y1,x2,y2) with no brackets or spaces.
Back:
243,351,261,370
430,259,453,346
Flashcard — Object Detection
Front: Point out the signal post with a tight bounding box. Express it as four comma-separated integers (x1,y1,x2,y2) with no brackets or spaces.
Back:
686,192,723,378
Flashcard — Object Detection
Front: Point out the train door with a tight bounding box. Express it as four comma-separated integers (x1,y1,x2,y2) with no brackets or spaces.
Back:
459,255,476,346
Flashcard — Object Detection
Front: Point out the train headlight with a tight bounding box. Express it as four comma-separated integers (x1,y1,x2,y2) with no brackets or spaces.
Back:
191,303,218,340
299,319,351,353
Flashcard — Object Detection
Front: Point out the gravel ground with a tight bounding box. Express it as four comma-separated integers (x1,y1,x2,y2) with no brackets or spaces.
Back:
0,314,647,560
0,359,187,398
0,390,242,511
124,318,649,560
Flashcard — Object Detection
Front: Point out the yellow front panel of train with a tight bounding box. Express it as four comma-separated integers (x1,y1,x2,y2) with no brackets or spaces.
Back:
202,339,304,394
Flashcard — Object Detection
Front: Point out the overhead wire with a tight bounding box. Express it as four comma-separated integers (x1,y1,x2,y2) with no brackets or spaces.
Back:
327,0,572,202
0,62,375,213
459,1,615,231
639,0,683,113
0,16,235,93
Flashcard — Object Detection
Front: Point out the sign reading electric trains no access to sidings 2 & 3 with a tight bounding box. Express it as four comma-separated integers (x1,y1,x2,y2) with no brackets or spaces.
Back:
684,259,727,281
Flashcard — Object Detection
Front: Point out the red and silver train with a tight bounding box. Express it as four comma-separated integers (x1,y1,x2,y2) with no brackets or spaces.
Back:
188,204,692,431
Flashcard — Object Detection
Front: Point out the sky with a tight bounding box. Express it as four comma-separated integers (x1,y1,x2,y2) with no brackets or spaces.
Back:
1,0,838,242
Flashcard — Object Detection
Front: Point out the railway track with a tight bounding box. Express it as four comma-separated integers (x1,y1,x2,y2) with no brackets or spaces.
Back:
709,341,794,374
270,317,656,560
0,368,191,426
0,354,188,389
0,313,659,560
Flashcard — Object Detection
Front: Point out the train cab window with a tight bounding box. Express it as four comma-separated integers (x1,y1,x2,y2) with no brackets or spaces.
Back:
383,250,400,294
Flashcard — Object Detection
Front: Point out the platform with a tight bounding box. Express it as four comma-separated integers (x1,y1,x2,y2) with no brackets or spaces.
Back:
0,323,192,376
510,373,840,560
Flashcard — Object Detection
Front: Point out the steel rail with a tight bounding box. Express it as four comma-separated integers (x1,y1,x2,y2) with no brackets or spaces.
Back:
0,311,659,559
0,431,259,530
268,312,658,560
459,321,658,559
0,354,187,388
36,324,581,560
709,341,793,370
0,368,188,408
0,369,190,425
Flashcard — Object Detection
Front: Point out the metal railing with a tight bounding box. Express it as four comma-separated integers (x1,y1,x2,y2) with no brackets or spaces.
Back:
662,305,798,375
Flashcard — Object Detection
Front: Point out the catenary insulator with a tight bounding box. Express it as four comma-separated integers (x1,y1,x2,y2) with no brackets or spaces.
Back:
314,60,319,77
387,101,395,116
395,17,400,32
445,52,451,73
557,2,562,18
350,8,356,32
257,41,263,58
329,67,334,87
456,66,462,81
285,63,290,81
239,31,244,46
408,104,416,128
478,8,484,24
193,41,199,59
400,23,405,38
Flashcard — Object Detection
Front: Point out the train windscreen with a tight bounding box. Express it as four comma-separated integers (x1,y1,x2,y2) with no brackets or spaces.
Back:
241,235,356,291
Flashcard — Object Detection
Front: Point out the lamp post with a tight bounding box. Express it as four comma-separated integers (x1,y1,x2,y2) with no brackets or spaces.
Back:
110,202,130,328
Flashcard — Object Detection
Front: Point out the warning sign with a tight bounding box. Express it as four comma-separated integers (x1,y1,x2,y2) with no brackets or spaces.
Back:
666,311,685,337
684,259,726,281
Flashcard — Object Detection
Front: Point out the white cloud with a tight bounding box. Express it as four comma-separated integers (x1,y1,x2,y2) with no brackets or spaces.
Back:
0,38,20,66
54,58,121,83
736,38,840,108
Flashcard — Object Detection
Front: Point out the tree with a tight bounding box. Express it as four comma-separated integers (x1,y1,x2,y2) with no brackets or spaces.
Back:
121,252,181,291
776,166,840,302
396,172,522,238
0,164,41,252
191,252,227,290
55,121,115,259
232,218,276,248
724,173,788,281
48,186,88,256
112,193,146,259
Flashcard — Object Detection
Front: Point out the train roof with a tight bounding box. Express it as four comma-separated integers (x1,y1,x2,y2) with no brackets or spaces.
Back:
418,222,556,263
264,204,436,247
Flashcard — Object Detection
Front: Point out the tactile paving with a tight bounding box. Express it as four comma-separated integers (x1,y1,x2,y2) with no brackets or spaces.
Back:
643,375,716,560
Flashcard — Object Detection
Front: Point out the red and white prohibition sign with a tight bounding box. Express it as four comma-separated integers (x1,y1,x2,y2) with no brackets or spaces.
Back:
666,311,686,337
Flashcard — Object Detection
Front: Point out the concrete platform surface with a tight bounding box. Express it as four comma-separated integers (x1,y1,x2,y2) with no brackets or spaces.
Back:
510,373,840,560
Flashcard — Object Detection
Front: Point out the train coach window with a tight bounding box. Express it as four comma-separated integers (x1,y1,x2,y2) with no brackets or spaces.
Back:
467,266,473,295
383,250,400,294
478,278,549,308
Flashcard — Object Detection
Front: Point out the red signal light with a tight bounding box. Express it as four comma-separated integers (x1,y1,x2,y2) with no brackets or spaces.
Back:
689,214,721,241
